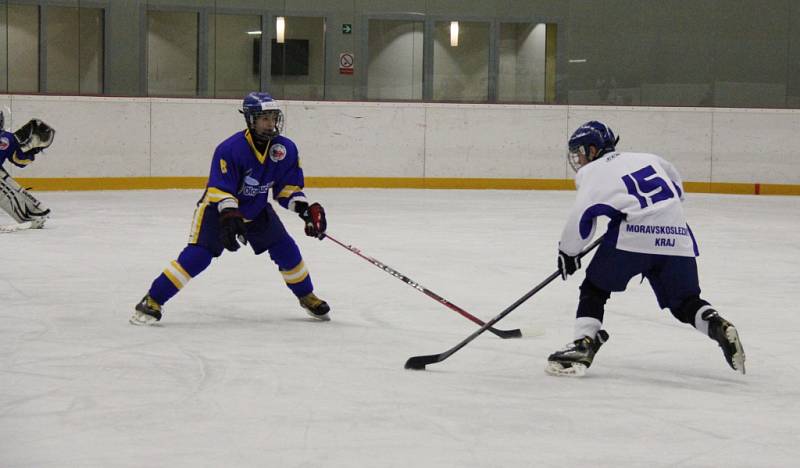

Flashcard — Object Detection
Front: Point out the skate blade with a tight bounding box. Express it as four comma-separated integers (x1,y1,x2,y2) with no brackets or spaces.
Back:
545,361,587,377
726,327,746,375
129,312,159,326
304,310,331,322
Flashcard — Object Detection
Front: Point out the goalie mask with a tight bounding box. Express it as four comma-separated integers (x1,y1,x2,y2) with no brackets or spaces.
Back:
240,92,284,142
0,106,9,132
567,121,619,172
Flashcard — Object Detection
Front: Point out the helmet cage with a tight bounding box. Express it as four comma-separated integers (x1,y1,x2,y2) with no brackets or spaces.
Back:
567,144,587,173
566,121,618,172
244,108,284,139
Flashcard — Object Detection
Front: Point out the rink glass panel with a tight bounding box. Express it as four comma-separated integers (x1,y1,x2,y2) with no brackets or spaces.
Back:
147,9,199,97
44,4,104,95
208,13,262,99
366,19,424,101
0,0,798,109
432,20,489,102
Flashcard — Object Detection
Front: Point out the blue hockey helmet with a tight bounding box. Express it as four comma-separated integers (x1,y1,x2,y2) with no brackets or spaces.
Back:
567,120,619,171
240,91,284,140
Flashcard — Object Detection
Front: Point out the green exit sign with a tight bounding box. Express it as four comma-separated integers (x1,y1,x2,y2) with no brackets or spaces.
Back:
342,24,352,34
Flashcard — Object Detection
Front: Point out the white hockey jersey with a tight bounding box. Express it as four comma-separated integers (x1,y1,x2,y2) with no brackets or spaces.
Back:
559,151,698,257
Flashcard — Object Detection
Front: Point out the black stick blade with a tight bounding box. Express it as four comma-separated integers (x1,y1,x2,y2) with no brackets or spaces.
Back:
493,327,523,339
404,354,440,370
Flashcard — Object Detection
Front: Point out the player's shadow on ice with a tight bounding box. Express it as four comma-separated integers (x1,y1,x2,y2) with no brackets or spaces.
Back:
601,363,749,389
151,315,357,329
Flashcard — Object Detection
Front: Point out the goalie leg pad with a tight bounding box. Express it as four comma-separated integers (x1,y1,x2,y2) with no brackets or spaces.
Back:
0,170,28,223
0,169,50,226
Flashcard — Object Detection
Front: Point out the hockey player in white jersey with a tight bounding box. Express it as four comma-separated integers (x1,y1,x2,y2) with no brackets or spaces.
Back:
546,120,745,377
0,108,55,231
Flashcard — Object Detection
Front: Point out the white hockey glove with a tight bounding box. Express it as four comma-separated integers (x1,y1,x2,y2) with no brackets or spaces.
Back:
14,119,56,154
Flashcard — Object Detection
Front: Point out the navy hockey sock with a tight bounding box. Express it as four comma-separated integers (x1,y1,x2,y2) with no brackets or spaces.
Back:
149,245,213,305
268,238,314,298
673,296,711,326
576,279,610,322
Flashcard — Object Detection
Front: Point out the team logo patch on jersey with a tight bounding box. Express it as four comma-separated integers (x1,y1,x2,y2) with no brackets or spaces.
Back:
241,174,273,197
269,144,287,162
0,137,9,151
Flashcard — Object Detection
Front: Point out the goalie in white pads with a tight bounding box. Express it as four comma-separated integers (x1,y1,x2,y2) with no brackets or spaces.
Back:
0,110,55,230
547,121,745,377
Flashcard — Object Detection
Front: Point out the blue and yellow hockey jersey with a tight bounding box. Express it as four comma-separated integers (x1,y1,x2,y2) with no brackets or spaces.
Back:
0,130,36,169
199,129,308,219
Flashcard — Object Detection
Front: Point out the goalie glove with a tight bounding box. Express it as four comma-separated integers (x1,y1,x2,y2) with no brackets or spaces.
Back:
294,201,327,239
14,119,55,154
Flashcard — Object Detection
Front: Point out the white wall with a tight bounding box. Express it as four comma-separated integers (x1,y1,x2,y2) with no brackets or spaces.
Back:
4,95,799,185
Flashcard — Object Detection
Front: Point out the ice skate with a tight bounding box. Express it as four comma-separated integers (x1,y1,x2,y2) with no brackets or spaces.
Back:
29,212,49,229
299,292,330,321
545,330,609,377
704,310,745,374
129,295,163,326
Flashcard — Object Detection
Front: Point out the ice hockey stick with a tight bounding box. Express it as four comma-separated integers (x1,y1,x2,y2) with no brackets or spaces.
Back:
326,234,522,339
405,236,603,370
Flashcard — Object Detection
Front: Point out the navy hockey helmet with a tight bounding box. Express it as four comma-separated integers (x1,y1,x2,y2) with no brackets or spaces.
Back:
240,91,284,140
567,120,619,171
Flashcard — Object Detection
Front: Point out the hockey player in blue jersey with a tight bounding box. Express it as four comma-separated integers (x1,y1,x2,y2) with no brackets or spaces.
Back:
130,92,330,325
546,120,745,377
0,109,54,230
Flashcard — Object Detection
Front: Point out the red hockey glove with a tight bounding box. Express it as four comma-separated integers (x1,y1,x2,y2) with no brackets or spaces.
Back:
296,202,327,239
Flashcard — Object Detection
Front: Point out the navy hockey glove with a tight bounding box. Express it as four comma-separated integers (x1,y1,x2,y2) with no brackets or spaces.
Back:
219,208,247,252
557,250,580,280
295,201,327,239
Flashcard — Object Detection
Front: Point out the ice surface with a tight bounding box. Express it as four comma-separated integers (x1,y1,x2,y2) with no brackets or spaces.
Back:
1,188,798,467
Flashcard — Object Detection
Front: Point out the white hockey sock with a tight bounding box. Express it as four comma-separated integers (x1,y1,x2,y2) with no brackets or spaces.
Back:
574,316,602,340
694,305,715,336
